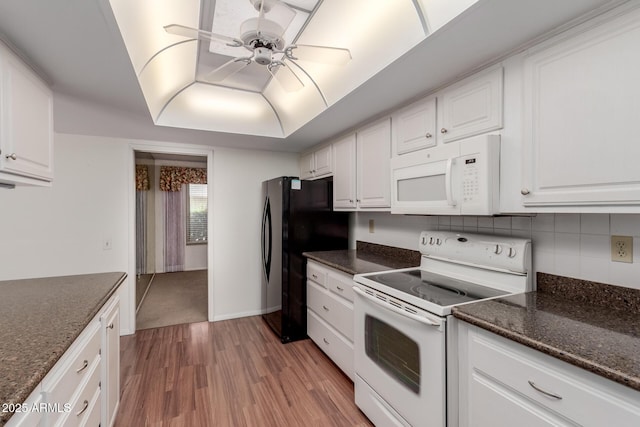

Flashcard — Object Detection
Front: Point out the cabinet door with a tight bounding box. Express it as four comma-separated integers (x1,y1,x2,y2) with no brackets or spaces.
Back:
313,145,332,177
299,152,314,180
439,66,503,143
0,44,53,181
357,118,391,208
393,96,436,155
332,134,357,209
521,9,640,207
101,299,120,427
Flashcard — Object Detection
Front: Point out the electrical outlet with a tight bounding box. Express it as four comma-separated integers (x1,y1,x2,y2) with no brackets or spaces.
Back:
103,238,113,251
611,235,632,263
369,219,375,233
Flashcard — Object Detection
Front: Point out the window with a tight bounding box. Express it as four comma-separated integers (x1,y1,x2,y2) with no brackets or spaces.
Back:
187,184,208,244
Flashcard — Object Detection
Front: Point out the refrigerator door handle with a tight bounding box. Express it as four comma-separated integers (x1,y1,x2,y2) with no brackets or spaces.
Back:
261,196,272,281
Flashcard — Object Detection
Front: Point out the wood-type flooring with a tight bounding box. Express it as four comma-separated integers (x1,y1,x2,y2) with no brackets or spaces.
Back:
114,316,373,427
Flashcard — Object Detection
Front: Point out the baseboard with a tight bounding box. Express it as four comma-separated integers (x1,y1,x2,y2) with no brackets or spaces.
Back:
212,309,264,322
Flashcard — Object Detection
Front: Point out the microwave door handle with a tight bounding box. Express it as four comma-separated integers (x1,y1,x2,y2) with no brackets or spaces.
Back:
446,158,457,207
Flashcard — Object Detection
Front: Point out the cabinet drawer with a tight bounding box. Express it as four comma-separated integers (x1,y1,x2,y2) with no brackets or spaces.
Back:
327,271,355,303
79,387,101,427
307,280,354,342
307,309,354,380
44,321,101,424
307,262,327,287
469,328,640,427
57,358,101,427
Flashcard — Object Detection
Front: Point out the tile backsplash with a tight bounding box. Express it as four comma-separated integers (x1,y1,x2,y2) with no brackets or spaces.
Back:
354,213,640,290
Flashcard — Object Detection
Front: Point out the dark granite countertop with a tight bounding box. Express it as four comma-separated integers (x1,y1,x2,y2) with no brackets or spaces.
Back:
453,272,640,392
0,272,126,425
303,241,421,275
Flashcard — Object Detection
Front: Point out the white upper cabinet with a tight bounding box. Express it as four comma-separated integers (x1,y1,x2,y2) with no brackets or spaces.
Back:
521,6,640,208
332,133,357,209
439,66,503,144
357,118,391,209
333,118,391,211
299,144,332,180
392,96,437,156
0,41,53,186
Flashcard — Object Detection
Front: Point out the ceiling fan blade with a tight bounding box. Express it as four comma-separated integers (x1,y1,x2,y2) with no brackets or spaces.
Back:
206,58,251,82
164,24,243,47
287,44,352,65
269,62,304,92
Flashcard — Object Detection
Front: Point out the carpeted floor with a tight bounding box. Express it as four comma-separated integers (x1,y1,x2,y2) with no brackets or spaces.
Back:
136,270,208,330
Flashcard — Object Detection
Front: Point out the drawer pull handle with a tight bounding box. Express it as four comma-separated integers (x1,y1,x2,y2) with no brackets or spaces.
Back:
323,338,329,345
76,400,89,416
5,153,17,160
76,360,89,373
107,323,114,329
322,305,329,311
528,380,562,400
312,274,318,279
336,286,344,291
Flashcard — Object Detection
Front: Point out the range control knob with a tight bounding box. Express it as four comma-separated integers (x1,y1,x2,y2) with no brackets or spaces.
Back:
494,245,502,255
436,238,442,245
508,247,517,258
429,237,435,245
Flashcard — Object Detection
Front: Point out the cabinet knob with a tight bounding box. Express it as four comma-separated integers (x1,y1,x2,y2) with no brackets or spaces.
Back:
440,128,448,134
322,305,329,311
323,338,329,345
356,199,361,203
107,323,114,329
521,188,530,195
425,133,432,139
349,199,354,203
5,153,17,160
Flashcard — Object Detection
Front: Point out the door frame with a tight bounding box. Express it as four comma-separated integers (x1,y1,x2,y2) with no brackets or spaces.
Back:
126,140,214,334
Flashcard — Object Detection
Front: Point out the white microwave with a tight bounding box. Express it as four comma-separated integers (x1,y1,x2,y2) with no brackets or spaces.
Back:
390,134,500,215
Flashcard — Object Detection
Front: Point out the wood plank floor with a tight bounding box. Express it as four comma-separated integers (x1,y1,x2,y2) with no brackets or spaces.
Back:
114,316,373,427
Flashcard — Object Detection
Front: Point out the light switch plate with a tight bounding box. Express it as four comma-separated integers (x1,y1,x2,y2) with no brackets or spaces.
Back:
611,235,632,263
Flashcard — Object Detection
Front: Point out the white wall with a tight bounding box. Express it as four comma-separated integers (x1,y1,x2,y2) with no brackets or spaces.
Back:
211,147,299,320
354,212,640,291
0,132,298,333
0,133,132,328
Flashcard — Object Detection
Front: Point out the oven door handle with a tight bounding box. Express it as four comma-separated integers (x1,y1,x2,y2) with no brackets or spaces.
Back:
353,286,441,327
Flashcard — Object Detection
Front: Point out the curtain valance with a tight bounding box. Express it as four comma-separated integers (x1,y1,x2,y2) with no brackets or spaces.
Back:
159,166,207,191
135,165,150,191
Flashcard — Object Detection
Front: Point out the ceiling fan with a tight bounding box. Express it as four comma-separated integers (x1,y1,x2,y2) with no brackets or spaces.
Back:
164,0,352,94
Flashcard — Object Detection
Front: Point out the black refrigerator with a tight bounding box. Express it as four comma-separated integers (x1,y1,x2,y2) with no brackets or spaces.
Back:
261,176,349,343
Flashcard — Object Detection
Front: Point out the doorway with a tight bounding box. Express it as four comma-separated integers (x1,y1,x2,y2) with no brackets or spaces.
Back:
133,150,210,331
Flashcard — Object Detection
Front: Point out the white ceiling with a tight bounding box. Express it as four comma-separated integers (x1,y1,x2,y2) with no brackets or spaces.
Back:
0,0,623,153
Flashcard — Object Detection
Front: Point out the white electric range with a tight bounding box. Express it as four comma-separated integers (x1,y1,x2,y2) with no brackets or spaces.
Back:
353,230,531,427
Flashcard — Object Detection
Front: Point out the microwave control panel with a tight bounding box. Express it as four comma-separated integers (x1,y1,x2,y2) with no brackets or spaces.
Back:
462,158,479,202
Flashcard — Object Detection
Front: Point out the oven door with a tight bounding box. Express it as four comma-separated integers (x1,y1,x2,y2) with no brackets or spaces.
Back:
353,285,446,427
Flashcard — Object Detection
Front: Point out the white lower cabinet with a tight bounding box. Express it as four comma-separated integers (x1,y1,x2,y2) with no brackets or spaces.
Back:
6,295,120,427
306,260,355,380
100,298,120,427
458,322,640,427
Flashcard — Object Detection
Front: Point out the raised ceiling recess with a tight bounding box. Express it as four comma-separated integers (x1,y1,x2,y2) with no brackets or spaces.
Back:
108,0,479,138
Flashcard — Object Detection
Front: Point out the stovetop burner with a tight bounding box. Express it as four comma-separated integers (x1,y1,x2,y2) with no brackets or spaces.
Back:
364,269,508,308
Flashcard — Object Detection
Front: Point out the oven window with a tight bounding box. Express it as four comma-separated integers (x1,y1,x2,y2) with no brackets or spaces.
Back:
397,175,446,202
365,315,420,394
